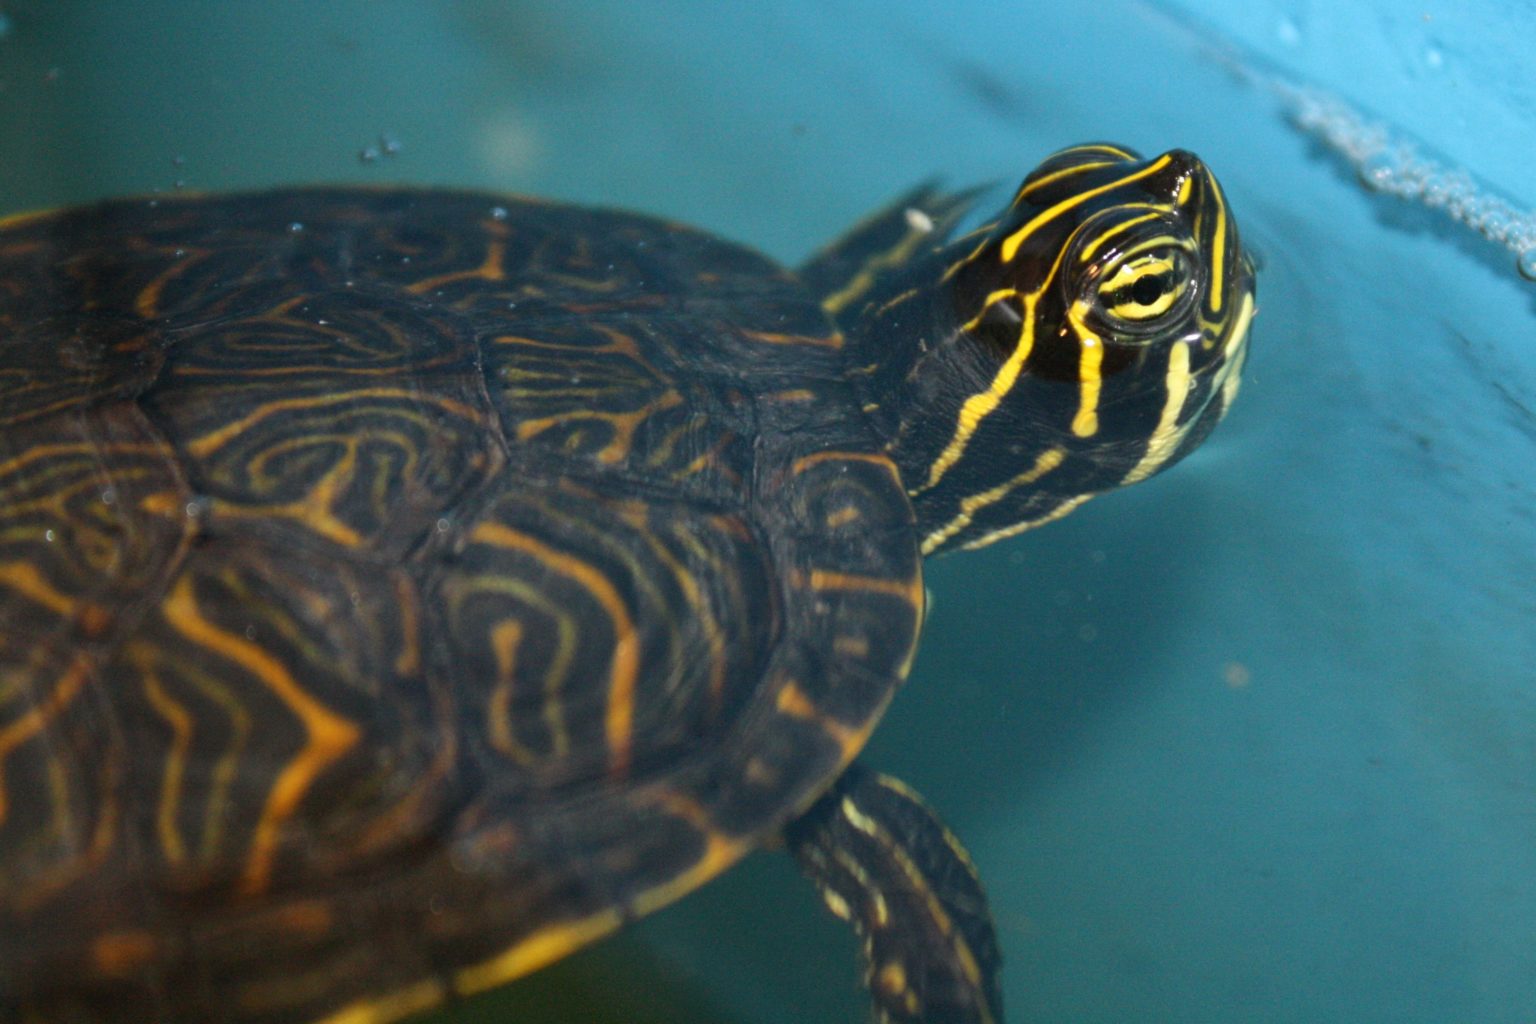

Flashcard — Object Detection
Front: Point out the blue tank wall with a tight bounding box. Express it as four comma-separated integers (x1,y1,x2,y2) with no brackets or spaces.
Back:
1165,1,1536,203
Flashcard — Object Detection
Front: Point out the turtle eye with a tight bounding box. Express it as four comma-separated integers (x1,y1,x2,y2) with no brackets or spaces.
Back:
1093,247,1194,330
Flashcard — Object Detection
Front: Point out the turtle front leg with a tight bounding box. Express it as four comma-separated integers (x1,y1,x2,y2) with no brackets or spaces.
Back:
785,764,1003,1024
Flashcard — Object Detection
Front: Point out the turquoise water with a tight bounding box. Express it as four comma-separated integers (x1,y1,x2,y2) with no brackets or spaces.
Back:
3,3,1533,1022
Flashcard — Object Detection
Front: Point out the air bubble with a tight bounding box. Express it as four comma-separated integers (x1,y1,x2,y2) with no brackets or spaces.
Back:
490,205,508,221
1283,84,1536,285
44,529,55,543
436,517,450,533
289,221,304,233
1481,210,1512,243
1519,248,1536,282
1358,152,1397,192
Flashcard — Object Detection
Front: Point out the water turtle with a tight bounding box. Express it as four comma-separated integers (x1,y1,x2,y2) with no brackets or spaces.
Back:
0,143,1254,1023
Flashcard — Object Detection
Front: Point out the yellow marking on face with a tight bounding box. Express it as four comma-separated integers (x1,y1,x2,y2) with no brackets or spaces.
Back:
1073,338,1103,438
923,295,1038,491
959,493,1093,551
139,666,194,864
317,978,449,1024
1206,177,1229,314
1076,209,1164,263
1064,300,1105,438
1220,299,1254,408
162,577,360,894
469,521,638,776
1121,340,1194,485
1098,249,1184,321
927,205,1094,495
919,447,1064,554
1015,160,1117,201
1000,155,1173,263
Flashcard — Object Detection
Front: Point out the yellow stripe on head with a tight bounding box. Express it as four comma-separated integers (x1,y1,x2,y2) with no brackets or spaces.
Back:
1000,155,1173,263
866,143,1255,555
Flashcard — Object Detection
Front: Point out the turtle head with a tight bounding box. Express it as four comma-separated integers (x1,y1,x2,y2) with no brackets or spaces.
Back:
851,144,1256,555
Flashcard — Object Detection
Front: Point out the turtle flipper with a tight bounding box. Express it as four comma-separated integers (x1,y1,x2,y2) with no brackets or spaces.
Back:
799,184,984,317
786,764,1003,1024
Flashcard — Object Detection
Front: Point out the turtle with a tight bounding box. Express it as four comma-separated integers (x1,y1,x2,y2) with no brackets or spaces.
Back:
0,142,1255,1024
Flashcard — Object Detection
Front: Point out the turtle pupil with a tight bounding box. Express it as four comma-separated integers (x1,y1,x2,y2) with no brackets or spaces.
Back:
1131,274,1167,307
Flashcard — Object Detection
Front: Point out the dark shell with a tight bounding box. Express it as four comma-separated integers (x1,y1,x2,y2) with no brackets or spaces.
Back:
0,188,922,1022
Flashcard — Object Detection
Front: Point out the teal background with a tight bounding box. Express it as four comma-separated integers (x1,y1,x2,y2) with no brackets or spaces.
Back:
2,2,1533,1022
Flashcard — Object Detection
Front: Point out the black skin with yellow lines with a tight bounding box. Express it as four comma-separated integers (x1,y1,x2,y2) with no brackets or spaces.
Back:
0,143,1253,1023
829,144,1255,555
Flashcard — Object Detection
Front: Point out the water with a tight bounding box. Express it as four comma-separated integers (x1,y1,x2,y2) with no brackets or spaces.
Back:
3,2,1534,1022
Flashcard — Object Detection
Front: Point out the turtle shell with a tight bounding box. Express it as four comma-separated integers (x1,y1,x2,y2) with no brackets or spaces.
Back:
0,189,923,1022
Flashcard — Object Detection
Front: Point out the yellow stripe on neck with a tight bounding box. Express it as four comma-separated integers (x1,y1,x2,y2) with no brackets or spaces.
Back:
918,295,1037,493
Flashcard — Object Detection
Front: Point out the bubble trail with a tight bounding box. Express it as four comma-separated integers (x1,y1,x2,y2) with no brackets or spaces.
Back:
1280,84,1536,282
